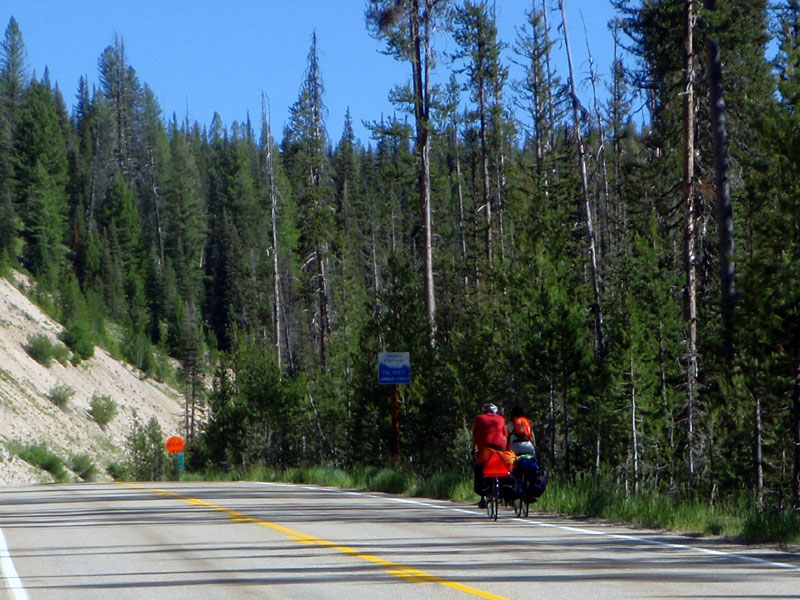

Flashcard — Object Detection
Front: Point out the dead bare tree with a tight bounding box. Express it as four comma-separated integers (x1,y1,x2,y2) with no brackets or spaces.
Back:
559,0,606,358
261,94,282,372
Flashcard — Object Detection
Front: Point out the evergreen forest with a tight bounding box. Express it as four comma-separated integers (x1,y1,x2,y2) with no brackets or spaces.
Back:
1,0,799,513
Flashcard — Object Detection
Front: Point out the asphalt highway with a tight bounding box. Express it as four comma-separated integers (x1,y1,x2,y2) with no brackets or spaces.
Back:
0,481,798,599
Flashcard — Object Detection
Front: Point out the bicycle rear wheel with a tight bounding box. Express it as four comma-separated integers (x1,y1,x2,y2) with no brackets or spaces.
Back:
486,478,499,520
513,476,530,518
513,497,523,517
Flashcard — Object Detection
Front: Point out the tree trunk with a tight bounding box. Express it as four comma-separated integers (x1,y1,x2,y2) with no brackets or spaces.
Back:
270,183,281,371
479,82,493,267
410,1,437,346
317,244,330,368
659,321,677,490
683,0,699,487
183,381,189,442
793,351,800,510
262,96,282,371
563,370,571,477
494,71,507,263
280,277,296,375
452,128,469,290
754,391,764,510
496,150,506,262
549,372,557,468
148,151,165,271
269,158,282,371
705,0,736,366
586,38,610,266
542,0,557,164
190,374,197,442
611,27,624,254
631,350,640,494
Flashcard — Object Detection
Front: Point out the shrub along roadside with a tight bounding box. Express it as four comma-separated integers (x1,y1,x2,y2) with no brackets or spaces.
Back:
6,444,96,483
178,465,799,547
89,394,117,426
25,334,70,367
48,383,75,408
7,442,69,483
71,453,97,481
59,321,95,363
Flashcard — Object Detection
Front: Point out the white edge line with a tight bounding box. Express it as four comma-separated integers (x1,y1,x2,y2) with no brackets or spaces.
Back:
252,481,800,573
0,526,29,600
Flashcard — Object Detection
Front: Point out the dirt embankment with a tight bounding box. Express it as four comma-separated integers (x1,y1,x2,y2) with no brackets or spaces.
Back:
0,271,184,485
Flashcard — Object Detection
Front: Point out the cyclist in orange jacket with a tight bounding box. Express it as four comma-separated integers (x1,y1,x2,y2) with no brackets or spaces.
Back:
507,405,535,457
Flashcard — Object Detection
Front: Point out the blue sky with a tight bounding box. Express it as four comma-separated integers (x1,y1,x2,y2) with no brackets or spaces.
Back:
4,1,618,145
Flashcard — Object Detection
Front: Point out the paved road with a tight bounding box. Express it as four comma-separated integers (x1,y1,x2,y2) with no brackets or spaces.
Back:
0,481,798,599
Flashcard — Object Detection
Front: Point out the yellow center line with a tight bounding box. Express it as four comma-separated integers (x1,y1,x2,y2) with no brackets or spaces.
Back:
118,482,511,600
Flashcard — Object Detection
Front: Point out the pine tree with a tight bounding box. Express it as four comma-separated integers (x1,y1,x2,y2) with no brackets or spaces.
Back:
282,32,334,369
435,74,471,292
15,76,69,281
0,17,28,263
452,0,508,269
98,35,141,182
614,0,775,496
740,0,800,508
512,0,562,201
164,115,206,310
137,84,169,274
203,119,265,351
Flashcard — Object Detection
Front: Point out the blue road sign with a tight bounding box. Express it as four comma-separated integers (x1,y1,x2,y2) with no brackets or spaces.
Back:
378,352,410,385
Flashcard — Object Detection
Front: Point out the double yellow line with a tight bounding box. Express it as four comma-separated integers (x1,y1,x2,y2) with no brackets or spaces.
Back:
119,482,511,599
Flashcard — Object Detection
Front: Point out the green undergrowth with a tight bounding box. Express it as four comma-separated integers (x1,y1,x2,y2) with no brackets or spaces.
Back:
184,464,475,501
7,441,69,482
6,441,99,483
517,475,800,547
183,464,799,547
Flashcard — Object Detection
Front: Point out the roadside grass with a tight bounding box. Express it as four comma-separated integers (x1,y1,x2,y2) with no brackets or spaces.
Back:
741,508,800,545
184,463,799,547
534,476,744,537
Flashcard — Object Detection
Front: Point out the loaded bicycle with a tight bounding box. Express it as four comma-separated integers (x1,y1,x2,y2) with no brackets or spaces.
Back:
480,452,547,520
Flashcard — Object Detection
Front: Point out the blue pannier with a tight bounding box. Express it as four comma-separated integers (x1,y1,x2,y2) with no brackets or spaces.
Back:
514,456,548,498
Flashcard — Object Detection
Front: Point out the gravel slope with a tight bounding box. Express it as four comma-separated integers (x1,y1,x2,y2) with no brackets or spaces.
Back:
0,271,184,485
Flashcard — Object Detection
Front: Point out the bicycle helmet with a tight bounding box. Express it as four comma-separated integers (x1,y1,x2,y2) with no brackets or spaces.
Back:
482,402,498,414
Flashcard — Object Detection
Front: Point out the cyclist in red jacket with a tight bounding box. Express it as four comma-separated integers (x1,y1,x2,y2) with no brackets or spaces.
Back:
473,403,508,455
472,403,508,508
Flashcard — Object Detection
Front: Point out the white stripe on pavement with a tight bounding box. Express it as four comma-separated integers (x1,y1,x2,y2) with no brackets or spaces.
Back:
0,526,29,600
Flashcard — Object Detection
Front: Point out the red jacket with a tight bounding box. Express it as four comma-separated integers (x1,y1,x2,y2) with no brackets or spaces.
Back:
472,412,508,451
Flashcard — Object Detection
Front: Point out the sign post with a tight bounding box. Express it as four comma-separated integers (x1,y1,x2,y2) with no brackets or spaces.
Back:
390,383,399,463
378,353,410,463
165,436,185,480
